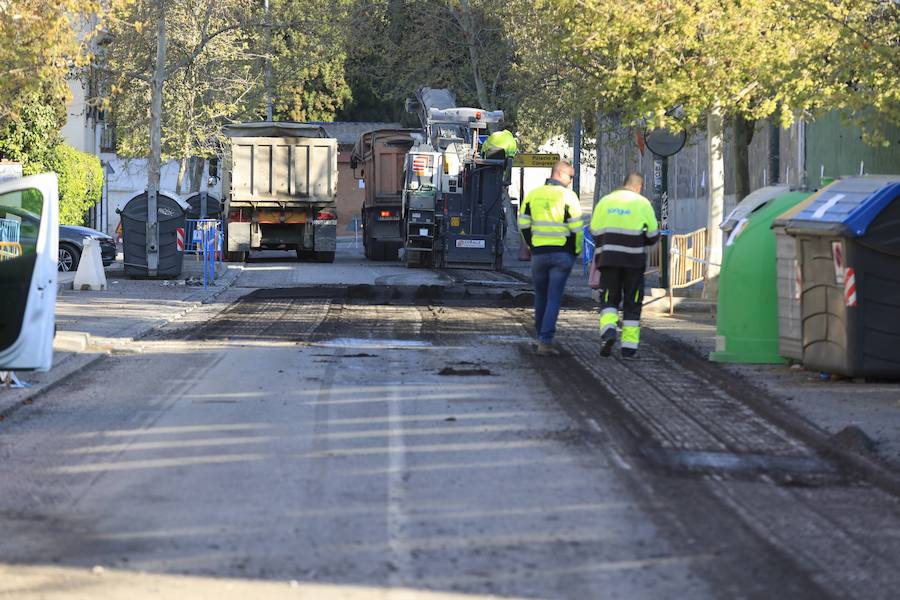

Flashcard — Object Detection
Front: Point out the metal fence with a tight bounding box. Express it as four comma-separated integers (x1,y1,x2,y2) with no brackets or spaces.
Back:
0,218,20,244
184,219,223,289
666,228,708,314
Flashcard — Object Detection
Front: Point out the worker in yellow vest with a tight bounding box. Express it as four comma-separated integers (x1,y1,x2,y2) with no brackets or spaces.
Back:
589,172,659,358
518,161,583,355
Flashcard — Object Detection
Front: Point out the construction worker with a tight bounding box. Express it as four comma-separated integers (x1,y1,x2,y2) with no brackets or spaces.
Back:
590,172,659,358
518,160,583,355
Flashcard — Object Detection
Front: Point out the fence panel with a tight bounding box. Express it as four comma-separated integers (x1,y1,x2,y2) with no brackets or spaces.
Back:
0,218,20,244
184,219,223,289
667,228,707,314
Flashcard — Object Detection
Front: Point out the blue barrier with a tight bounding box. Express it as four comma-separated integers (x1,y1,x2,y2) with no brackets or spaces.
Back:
184,219,223,289
582,224,595,275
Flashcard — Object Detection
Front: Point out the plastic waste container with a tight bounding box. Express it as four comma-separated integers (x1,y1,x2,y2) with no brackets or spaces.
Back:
783,176,900,378
720,184,790,236
117,191,186,277
184,192,222,219
710,190,813,363
770,183,838,361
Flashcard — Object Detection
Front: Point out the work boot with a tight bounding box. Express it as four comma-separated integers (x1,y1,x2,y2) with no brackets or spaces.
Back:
536,342,561,356
620,347,638,360
600,329,616,357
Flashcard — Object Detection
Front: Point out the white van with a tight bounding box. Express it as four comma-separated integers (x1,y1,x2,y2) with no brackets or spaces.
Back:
0,174,59,371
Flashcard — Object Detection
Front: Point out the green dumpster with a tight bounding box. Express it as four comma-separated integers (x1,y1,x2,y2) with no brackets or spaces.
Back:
710,191,813,363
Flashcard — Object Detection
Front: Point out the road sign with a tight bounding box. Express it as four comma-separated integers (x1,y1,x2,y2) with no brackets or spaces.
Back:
512,153,559,168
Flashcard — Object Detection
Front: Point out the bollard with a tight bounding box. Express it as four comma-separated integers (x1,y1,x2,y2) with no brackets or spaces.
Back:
73,238,108,291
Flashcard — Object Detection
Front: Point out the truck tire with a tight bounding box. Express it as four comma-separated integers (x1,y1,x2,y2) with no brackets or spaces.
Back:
226,251,247,262
363,229,373,260
314,251,335,263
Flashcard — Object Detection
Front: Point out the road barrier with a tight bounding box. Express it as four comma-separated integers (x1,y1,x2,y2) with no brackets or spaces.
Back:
184,219,223,289
666,228,707,315
0,241,22,262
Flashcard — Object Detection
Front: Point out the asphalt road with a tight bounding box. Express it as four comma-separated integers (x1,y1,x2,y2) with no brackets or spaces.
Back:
1,246,899,599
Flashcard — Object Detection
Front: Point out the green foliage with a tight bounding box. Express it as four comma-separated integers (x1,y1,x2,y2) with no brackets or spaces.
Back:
343,0,515,119
267,0,353,123
105,0,262,162
509,0,899,145
0,93,66,172
48,144,103,226
0,0,116,120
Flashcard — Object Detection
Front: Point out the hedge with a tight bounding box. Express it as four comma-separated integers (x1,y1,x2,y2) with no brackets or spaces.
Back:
48,143,103,226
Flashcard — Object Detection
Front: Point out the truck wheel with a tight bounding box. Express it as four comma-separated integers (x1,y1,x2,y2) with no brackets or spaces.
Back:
226,251,246,262
363,229,372,259
314,251,335,263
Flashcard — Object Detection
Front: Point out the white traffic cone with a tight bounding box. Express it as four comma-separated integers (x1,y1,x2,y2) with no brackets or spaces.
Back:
73,237,108,291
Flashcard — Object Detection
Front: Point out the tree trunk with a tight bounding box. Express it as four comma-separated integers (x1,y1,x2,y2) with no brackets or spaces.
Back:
593,111,603,208
733,116,755,202
175,157,188,195
456,0,491,110
146,3,167,275
704,106,725,298
189,157,205,193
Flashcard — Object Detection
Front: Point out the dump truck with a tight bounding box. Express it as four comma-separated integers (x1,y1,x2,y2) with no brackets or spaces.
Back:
401,89,511,270
222,122,338,262
350,128,420,261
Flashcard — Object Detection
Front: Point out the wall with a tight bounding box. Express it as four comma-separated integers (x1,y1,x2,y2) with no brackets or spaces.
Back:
806,112,900,183
336,150,365,236
59,78,99,155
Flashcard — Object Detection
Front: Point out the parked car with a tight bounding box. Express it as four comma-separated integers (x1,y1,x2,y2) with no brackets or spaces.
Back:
0,205,116,271
58,225,117,271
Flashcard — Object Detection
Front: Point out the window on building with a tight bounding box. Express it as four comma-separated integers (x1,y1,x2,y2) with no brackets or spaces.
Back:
100,123,116,153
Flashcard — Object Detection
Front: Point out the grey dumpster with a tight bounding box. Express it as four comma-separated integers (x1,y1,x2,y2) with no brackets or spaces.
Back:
118,191,186,277
771,185,833,361
783,176,900,378
184,192,222,219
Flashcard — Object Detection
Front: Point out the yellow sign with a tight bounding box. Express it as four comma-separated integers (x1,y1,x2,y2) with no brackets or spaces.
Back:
512,153,560,168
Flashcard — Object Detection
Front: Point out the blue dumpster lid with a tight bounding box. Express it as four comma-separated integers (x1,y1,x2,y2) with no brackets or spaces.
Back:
785,176,900,237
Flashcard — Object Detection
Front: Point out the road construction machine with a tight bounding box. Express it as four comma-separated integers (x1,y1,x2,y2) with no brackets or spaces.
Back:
400,88,511,270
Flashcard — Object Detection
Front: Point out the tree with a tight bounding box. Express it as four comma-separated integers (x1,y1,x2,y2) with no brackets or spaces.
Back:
791,0,900,145
0,92,66,171
266,0,353,122
0,0,113,120
102,0,261,194
510,0,827,287
344,0,514,118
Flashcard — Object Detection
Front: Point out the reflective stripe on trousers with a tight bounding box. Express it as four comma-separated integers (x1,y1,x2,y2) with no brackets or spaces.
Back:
622,319,640,349
600,307,617,335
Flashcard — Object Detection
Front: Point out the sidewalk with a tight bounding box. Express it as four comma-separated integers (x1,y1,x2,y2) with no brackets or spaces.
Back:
504,248,900,473
0,263,241,419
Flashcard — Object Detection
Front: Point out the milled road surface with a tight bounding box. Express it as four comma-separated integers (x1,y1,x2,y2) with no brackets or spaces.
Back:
1,248,899,599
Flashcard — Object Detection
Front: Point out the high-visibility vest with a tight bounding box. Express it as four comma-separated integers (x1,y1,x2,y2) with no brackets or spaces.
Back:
518,182,583,253
481,130,518,157
589,189,659,268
